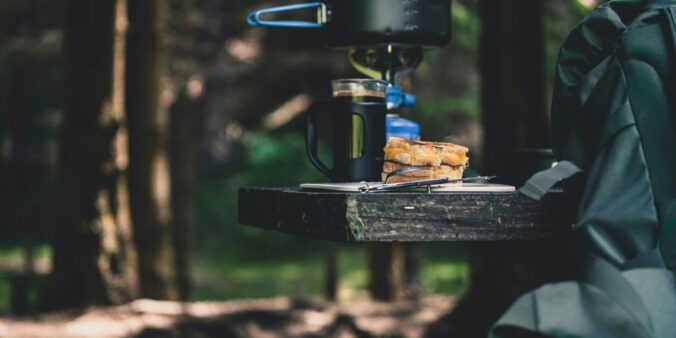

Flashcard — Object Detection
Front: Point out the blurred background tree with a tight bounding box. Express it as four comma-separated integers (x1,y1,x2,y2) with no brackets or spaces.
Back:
0,0,596,314
44,0,139,310
126,0,179,301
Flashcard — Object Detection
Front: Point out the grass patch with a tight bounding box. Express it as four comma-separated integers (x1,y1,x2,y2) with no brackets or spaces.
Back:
0,278,10,312
192,242,468,302
192,251,328,300
0,242,51,313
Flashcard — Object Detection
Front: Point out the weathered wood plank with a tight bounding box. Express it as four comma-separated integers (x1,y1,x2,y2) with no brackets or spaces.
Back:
238,188,570,242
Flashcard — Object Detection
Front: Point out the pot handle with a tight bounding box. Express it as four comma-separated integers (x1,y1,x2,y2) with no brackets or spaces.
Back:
247,2,328,28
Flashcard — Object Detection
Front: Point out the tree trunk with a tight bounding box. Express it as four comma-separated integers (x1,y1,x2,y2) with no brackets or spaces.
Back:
367,243,421,301
480,0,548,174
324,249,339,301
368,244,394,301
423,1,565,336
168,91,202,301
10,243,34,315
403,243,422,299
6,62,41,315
44,0,139,310
126,0,178,300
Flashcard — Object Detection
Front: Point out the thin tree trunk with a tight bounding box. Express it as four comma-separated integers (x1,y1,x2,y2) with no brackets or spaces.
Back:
10,243,34,315
44,0,139,310
169,91,202,301
368,244,393,301
126,0,178,300
324,249,339,301
423,1,559,336
480,0,548,174
461,0,549,334
7,62,39,315
403,243,422,300
367,243,407,301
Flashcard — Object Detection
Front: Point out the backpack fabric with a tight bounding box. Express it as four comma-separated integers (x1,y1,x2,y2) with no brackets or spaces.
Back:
490,1,676,337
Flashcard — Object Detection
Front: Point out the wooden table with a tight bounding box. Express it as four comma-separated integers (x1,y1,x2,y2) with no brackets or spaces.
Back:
238,188,571,242
238,187,574,337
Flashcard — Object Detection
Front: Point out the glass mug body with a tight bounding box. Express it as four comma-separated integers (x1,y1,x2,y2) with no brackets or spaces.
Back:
331,79,387,162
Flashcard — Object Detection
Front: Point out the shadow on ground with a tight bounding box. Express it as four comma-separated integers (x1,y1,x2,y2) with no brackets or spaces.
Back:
0,296,456,338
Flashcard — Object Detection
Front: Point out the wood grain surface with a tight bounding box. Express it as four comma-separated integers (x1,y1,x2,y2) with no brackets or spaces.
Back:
238,188,571,242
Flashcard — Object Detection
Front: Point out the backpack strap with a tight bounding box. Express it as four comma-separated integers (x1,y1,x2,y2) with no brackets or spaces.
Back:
580,254,657,337
659,200,676,273
518,161,582,201
665,6,676,132
665,6,676,54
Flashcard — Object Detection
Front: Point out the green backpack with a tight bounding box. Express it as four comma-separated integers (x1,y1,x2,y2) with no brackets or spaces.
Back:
491,1,676,337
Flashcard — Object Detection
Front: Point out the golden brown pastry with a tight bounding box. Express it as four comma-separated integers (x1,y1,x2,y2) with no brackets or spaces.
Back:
381,137,469,183
384,137,469,167
428,141,469,167
384,137,441,166
381,161,464,183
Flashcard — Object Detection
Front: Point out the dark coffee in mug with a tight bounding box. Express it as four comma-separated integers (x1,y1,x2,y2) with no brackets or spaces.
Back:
331,79,386,103
332,90,385,103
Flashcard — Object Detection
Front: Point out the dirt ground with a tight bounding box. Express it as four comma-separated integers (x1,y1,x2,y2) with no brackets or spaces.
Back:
0,296,455,338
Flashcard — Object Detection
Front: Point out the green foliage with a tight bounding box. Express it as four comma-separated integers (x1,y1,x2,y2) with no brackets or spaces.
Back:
244,132,325,186
544,1,592,106
416,94,480,120
409,93,480,141
0,244,51,260
193,243,469,302
423,261,469,295
0,243,51,313
194,131,327,258
193,251,328,300
572,0,598,17
0,278,9,313
451,1,480,57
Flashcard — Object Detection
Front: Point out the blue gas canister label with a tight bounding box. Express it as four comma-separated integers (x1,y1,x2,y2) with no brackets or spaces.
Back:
386,115,420,141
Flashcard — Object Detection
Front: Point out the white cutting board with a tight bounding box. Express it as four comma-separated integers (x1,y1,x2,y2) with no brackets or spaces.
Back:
300,182,515,192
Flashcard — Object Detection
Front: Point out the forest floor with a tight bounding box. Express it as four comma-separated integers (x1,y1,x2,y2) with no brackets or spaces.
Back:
0,296,455,338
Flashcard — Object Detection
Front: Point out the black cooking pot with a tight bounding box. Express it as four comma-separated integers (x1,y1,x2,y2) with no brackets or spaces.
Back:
247,0,452,48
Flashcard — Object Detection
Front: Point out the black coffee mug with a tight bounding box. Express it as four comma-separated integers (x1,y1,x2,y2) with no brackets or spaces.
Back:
306,79,387,182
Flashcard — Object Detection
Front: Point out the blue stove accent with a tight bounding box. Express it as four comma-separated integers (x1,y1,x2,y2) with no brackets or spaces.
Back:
386,114,420,141
385,86,416,110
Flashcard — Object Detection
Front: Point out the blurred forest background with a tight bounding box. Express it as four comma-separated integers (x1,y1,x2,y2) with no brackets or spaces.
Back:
0,0,595,316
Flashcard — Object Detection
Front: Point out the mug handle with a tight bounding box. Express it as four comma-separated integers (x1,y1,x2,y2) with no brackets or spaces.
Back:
247,2,328,28
306,102,333,179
